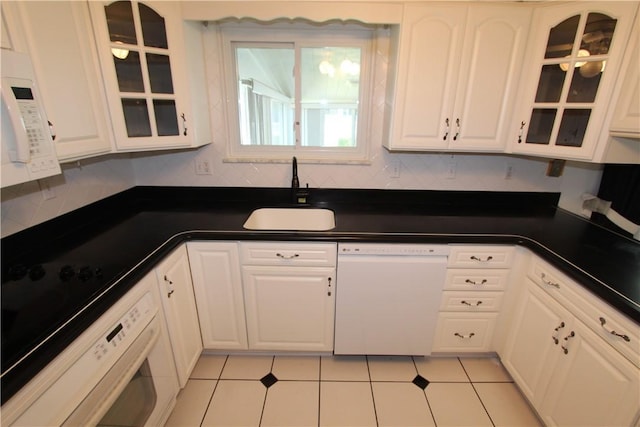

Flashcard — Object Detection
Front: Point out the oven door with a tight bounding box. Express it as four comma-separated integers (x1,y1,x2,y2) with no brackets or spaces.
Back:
62,316,177,427
8,287,179,427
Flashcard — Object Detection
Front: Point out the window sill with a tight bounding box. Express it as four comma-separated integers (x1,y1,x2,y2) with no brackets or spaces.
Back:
222,156,372,165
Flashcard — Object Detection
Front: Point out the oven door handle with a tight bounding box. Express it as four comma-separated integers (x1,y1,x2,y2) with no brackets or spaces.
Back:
61,316,160,427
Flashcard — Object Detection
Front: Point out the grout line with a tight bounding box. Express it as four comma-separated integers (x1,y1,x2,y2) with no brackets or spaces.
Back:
197,354,228,427
257,355,275,427
318,356,322,427
365,355,380,427
458,357,497,427
413,356,438,427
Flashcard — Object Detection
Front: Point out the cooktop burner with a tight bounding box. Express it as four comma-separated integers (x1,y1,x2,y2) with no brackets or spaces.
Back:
1,261,113,375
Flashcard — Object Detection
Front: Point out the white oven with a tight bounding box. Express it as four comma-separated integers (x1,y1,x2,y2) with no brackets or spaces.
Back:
1,274,179,427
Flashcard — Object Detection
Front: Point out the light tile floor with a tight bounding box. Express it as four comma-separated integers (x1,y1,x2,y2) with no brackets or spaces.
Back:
165,354,542,427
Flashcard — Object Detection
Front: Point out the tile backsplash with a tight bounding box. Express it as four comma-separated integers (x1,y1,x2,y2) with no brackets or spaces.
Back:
0,25,603,238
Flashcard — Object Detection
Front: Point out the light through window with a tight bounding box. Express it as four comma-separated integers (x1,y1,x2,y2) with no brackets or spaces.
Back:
221,22,373,162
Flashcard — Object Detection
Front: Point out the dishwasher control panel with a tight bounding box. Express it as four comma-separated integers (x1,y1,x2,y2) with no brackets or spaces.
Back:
338,243,450,256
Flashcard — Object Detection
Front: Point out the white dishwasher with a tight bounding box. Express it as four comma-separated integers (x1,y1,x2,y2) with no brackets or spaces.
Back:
334,243,449,356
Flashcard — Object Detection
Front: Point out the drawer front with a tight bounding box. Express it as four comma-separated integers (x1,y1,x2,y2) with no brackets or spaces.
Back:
440,291,504,312
445,269,509,291
529,257,640,367
240,242,337,267
432,313,498,352
448,245,514,268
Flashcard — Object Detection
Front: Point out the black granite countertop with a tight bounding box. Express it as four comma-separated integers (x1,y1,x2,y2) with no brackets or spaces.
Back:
2,186,639,403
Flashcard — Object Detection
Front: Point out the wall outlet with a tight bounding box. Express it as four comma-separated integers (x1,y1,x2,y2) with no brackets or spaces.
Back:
195,159,213,175
446,159,456,179
390,161,401,178
505,164,514,180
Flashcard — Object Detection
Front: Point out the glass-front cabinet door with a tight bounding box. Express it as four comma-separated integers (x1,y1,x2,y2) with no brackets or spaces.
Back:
90,0,195,151
511,2,638,161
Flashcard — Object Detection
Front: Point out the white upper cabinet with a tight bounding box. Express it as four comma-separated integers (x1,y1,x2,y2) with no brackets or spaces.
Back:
510,2,638,161
89,0,210,152
384,4,530,152
608,11,640,138
1,2,114,162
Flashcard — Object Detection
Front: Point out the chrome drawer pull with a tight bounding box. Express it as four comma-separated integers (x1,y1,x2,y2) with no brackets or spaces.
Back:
465,279,487,285
599,317,631,342
454,332,475,339
276,253,300,259
540,273,560,289
461,300,483,306
470,255,493,262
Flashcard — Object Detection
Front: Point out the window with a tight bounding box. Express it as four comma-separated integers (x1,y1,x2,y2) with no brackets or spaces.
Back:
220,21,374,162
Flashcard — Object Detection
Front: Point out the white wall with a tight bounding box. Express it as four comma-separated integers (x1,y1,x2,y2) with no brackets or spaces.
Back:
0,24,603,238
0,156,135,237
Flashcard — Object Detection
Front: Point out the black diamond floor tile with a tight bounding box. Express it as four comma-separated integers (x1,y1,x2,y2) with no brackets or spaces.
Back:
260,372,278,388
412,374,430,390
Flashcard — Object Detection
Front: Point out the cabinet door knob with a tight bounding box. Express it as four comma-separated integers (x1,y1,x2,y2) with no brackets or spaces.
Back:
517,121,526,143
181,113,188,136
443,118,450,140
561,331,575,354
552,321,565,344
453,118,460,141
167,289,175,298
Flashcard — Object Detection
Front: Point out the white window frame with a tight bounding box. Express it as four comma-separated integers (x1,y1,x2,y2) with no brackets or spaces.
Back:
219,21,375,163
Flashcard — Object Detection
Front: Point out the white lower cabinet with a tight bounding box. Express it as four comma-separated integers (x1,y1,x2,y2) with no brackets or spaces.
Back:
240,242,336,352
242,266,335,351
155,245,202,388
187,241,248,350
432,245,513,352
187,241,336,353
501,273,640,426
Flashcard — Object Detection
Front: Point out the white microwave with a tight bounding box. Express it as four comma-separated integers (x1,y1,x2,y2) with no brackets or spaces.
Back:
1,49,60,188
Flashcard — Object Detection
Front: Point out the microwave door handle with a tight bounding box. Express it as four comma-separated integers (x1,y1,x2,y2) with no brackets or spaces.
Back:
1,84,31,163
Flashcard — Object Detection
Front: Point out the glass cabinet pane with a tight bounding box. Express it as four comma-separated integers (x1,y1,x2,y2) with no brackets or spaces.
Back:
113,51,145,92
122,98,151,137
567,64,602,102
146,53,173,94
535,65,566,102
526,10,618,150
557,109,590,146
526,109,556,145
139,3,168,49
545,15,580,59
581,13,617,55
105,1,137,45
153,100,179,136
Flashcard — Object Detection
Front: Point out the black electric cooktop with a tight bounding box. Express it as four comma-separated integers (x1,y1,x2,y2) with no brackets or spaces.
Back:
1,260,116,375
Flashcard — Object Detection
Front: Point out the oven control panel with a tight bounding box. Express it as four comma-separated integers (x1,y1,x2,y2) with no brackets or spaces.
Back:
92,292,154,362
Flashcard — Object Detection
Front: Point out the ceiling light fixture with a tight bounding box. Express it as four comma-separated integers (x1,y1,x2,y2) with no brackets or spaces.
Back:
559,49,590,71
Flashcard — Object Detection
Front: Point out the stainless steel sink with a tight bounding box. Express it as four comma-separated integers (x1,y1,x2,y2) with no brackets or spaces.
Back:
243,208,335,231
